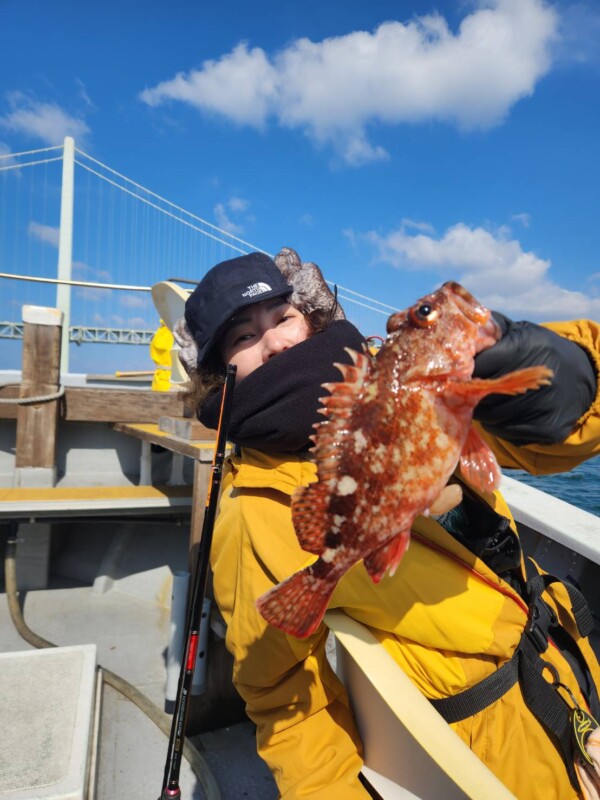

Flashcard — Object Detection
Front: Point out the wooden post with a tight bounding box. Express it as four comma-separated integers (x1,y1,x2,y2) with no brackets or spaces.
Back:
15,305,63,487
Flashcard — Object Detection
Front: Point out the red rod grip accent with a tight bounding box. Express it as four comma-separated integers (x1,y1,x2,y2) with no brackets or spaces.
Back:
186,633,199,671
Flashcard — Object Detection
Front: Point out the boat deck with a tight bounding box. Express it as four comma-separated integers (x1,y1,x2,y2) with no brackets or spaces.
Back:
0,522,277,800
2,471,597,799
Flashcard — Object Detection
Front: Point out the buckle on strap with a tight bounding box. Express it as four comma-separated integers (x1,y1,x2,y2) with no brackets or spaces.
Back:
525,595,557,654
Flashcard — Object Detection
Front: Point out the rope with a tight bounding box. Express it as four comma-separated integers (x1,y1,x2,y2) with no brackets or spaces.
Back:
0,384,65,404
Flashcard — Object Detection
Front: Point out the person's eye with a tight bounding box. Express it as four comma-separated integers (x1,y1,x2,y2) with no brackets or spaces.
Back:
227,331,254,349
234,332,254,345
277,313,296,325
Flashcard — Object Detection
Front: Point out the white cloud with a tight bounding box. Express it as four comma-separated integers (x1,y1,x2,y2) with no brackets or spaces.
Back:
75,286,106,302
140,43,277,128
95,269,112,282
72,262,115,302
72,261,113,283
0,142,18,169
337,134,388,167
119,293,149,309
129,316,148,328
367,220,600,320
228,196,249,212
28,221,60,247
139,0,558,165
511,212,531,228
75,79,95,110
213,195,252,234
401,218,436,234
0,92,89,146
554,1,600,67
214,202,243,234
343,228,358,249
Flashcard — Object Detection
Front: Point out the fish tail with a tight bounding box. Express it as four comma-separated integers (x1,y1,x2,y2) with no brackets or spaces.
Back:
256,569,335,639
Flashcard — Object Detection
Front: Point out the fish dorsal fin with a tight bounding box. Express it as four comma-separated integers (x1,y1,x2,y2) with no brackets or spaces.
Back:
291,348,371,556
311,347,372,482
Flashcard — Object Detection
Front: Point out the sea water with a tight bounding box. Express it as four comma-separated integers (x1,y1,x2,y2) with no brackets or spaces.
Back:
505,458,600,518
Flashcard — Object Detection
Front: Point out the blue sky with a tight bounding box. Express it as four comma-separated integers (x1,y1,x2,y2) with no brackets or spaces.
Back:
1,0,599,371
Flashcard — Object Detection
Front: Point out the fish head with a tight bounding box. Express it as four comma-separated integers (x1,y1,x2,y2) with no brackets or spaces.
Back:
384,281,501,381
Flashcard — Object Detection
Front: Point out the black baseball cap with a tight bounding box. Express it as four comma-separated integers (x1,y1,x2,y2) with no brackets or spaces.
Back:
185,252,293,365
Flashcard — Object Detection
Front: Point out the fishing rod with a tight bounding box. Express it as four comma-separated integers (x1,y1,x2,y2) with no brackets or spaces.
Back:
159,363,237,799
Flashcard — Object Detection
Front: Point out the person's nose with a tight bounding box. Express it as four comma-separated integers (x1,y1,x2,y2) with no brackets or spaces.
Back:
261,327,288,360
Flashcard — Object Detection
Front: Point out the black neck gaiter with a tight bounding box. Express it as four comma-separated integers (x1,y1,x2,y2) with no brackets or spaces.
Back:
199,320,366,453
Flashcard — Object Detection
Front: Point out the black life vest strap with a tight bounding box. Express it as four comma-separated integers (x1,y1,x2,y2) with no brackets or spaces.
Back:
430,569,595,791
527,572,595,639
517,635,580,790
430,652,518,723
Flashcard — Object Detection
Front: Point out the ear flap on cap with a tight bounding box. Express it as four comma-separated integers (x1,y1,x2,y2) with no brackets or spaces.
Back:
274,246,345,321
172,317,200,377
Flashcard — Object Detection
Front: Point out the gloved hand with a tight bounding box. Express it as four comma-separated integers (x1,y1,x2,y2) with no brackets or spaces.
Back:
473,312,597,445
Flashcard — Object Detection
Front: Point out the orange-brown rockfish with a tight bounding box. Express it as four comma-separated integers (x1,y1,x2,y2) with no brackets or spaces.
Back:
257,282,552,638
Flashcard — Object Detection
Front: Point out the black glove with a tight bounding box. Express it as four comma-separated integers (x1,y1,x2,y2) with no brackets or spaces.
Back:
473,312,597,446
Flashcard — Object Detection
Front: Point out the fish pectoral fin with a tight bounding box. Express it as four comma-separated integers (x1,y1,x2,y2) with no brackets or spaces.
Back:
292,483,329,554
476,365,553,396
447,365,553,401
459,425,501,493
363,532,410,584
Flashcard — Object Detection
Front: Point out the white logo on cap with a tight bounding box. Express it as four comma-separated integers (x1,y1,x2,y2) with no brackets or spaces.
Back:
241,282,272,298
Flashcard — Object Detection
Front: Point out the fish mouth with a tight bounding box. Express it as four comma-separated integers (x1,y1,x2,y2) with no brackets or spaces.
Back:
478,314,502,352
444,281,502,354
444,282,488,324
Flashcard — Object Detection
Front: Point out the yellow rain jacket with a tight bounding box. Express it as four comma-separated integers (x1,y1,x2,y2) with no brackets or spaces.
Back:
210,320,600,800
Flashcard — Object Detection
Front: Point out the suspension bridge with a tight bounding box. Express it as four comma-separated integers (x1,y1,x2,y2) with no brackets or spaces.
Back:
0,138,397,374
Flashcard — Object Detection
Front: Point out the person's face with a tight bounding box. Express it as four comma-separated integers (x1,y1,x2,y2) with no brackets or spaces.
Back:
219,298,310,381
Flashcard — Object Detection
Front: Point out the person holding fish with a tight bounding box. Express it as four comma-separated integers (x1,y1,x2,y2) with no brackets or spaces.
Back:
175,249,600,800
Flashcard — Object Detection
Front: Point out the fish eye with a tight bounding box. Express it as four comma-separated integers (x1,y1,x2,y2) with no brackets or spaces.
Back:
409,302,439,327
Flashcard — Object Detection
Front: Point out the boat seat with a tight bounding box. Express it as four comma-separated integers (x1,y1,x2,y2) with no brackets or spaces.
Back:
0,484,192,519
0,645,98,799
326,609,516,800
1,484,193,592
